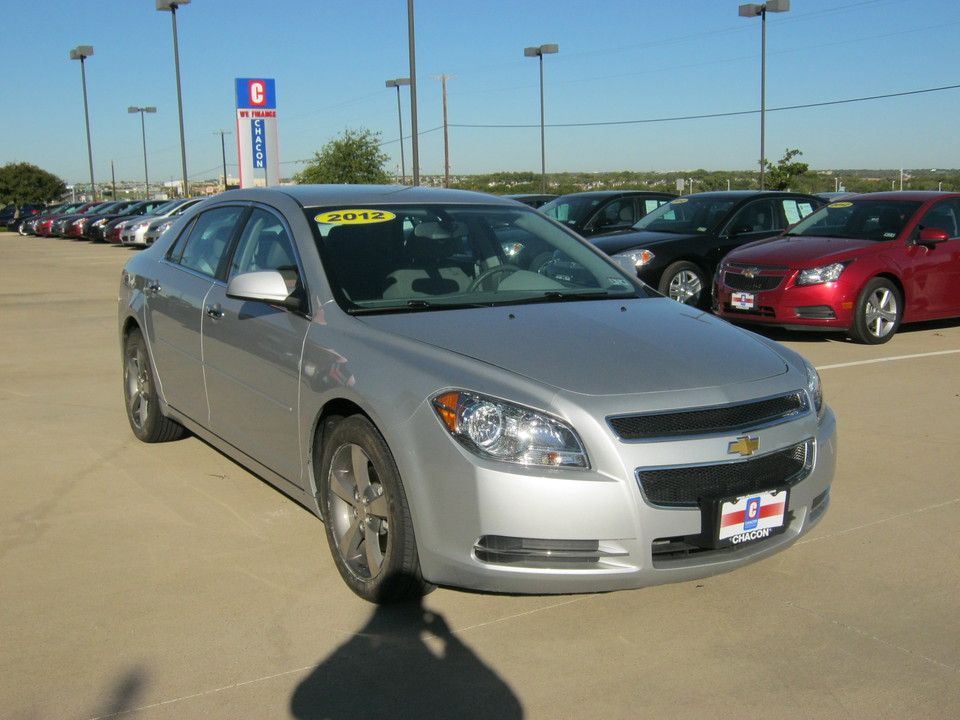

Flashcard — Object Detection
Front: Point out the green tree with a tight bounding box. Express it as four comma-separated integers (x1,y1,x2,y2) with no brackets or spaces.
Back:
295,128,391,185
765,149,809,191
0,162,67,215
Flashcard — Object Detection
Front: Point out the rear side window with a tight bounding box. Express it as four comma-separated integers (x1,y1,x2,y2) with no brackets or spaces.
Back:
167,206,245,278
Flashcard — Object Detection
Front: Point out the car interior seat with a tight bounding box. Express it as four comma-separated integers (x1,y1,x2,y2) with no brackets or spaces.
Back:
324,222,401,302
382,221,472,298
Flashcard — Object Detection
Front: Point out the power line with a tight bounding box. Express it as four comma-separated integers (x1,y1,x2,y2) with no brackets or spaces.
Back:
450,84,960,130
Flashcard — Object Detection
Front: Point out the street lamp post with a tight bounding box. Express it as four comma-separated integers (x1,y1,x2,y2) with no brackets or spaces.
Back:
128,106,157,198
524,43,559,194
69,45,96,200
156,0,191,197
406,0,420,186
385,78,410,183
738,0,790,190
214,130,231,191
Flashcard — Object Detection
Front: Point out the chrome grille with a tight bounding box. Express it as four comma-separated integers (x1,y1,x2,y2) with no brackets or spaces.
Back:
637,440,812,507
609,392,807,440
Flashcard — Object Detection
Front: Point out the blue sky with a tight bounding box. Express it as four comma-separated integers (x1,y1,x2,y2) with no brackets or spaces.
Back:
4,0,958,186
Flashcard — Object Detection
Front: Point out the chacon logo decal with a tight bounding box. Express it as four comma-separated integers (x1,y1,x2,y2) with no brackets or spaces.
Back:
728,435,760,457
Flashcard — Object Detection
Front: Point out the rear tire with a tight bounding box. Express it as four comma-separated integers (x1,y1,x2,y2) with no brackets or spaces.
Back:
849,278,902,344
319,416,432,603
123,328,186,442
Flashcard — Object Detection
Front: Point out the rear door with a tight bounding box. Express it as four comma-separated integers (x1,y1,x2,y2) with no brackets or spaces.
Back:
144,205,246,424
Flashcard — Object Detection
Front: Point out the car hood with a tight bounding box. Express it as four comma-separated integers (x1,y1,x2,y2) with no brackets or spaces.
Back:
731,234,881,266
590,230,699,254
360,298,787,395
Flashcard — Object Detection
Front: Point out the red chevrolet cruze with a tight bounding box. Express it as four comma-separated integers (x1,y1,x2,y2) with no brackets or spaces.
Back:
714,191,960,344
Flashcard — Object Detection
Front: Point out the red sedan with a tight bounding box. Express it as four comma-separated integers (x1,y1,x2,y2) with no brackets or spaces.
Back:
714,191,960,344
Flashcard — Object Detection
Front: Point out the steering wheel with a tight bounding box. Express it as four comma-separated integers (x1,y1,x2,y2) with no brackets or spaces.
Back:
468,264,520,292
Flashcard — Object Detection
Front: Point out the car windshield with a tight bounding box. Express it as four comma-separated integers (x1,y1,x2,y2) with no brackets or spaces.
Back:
786,199,923,240
630,195,737,235
308,204,647,313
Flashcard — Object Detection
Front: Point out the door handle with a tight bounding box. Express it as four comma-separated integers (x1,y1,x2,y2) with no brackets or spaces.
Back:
205,304,224,319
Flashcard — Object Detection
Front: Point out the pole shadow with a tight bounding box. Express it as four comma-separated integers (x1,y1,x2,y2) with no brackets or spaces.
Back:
290,591,523,719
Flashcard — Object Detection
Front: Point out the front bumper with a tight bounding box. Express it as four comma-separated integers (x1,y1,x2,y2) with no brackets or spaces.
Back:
714,269,858,330
401,400,837,595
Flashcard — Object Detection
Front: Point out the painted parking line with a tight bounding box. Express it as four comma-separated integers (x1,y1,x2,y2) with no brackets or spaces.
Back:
818,349,960,371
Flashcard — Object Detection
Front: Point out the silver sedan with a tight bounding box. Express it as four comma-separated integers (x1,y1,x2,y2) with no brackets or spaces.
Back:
118,185,836,603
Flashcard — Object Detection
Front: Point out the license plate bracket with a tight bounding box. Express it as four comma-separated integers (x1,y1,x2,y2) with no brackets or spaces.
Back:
689,488,789,549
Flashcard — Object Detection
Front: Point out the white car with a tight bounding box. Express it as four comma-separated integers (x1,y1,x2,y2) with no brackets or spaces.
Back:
120,197,206,246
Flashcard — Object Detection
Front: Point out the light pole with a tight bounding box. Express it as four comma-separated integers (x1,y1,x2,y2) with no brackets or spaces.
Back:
214,130,231,191
524,43,558,194
407,0,420,186
69,45,96,200
156,0,191,197
385,78,410,183
128,106,157,198
738,0,790,190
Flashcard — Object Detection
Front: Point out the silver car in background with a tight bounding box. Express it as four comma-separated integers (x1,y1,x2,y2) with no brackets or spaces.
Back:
118,185,836,603
120,197,207,246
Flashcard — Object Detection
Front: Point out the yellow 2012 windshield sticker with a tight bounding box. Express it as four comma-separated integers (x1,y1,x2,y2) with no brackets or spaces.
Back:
315,210,396,225
828,202,853,208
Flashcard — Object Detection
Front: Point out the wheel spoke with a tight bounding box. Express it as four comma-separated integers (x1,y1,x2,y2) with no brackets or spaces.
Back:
350,445,372,492
363,524,385,574
367,491,388,519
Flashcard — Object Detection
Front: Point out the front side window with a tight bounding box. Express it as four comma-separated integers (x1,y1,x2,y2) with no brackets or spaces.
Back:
917,199,960,238
308,204,647,312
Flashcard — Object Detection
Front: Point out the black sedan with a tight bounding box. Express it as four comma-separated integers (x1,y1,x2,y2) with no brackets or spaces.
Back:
591,191,824,307
540,190,677,237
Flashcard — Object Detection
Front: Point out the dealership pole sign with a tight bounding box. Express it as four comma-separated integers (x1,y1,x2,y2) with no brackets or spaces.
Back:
235,78,280,188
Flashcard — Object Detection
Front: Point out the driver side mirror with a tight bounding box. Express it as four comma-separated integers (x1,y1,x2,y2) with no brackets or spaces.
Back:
226,270,301,310
917,226,950,246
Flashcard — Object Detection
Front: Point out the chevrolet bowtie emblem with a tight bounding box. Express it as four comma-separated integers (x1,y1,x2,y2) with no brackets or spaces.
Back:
728,436,760,457
743,267,760,279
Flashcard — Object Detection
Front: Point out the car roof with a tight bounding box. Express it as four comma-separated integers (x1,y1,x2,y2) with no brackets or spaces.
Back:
208,184,521,208
551,190,675,199
674,190,821,199
830,190,960,202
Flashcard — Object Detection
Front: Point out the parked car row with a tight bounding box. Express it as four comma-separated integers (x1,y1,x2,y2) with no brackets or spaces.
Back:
543,189,960,344
1,203,45,231
15,197,207,246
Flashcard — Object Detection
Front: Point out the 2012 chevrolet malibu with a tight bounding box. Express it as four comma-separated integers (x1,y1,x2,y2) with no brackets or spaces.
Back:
118,185,836,603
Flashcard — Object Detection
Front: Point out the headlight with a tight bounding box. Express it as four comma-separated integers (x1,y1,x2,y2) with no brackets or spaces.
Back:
797,262,846,285
614,249,654,269
802,358,824,419
432,391,588,468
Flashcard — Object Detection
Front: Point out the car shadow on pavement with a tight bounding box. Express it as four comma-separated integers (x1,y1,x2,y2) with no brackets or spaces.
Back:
290,591,523,719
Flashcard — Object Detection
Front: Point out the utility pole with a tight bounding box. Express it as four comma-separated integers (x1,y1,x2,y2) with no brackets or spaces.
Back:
214,130,232,191
431,73,456,188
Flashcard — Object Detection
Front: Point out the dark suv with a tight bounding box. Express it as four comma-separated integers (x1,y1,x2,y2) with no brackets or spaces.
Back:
591,191,824,307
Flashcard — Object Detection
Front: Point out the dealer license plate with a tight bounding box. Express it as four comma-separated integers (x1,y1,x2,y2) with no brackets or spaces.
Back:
731,292,755,310
717,489,787,546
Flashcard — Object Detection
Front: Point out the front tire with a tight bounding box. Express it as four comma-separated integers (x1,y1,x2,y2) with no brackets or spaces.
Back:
123,328,186,442
849,278,902,344
319,416,431,603
658,261,707,307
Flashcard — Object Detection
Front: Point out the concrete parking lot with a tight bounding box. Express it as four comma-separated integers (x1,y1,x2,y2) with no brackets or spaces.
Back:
1,232,957,720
